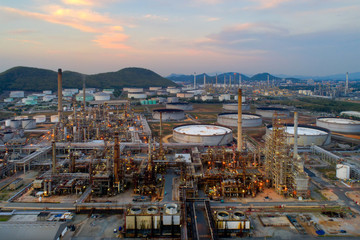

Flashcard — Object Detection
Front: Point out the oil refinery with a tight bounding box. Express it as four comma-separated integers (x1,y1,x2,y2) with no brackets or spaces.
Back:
0,69,360,240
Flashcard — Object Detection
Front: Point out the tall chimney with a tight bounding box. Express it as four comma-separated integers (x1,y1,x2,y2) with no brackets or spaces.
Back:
82,75,86,112
239,74,242,87
52,140,56,174
237,88,243,151
193,72,196,89
57,69,62,123
345,72,349,95
293,112,299,159
114,132,120,183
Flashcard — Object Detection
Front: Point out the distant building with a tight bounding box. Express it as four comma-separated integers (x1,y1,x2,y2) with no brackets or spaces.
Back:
10,91,24,98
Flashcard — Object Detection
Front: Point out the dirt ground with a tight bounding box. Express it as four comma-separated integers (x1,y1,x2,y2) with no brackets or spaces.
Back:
346,191,360,204
320,190,339,201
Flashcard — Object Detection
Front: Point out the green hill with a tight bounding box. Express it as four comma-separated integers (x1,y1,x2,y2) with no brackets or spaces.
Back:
0,66,176,91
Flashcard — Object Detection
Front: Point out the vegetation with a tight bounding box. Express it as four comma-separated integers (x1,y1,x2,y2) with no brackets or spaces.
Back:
258,96,360,114
0,66,177,92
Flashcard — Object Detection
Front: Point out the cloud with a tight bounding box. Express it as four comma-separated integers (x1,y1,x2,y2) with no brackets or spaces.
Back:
93,32,130,49
0,6,130,50
6,38,40,45
143,14,168,21
245,0,290,10
8,29,37,35
206,17,220,22
0,6,100,32
62,0,95,6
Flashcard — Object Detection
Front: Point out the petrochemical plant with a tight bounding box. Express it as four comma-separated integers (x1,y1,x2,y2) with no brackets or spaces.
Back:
1,70,360,239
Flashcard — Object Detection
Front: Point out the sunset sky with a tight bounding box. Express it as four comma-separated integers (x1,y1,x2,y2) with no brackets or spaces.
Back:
0,0,359,76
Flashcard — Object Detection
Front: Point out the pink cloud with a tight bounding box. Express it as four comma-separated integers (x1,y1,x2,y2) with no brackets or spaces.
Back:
62,0,95,6
1,7,99,32
93,32,131,50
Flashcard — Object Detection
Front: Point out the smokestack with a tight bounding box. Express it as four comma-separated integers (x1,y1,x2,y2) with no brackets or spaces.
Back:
293,112,298,159
237,88,243,152
193,72,196,89
82,75,86,112
345,72,349,95
52,141,56,174
57,69,62,123
114,132,120,183
239,74,242,87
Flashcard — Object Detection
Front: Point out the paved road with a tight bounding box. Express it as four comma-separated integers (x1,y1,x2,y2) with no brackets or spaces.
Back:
163,169,176,202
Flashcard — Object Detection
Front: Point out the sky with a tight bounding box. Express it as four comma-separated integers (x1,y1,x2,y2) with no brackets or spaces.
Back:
0,0,359,77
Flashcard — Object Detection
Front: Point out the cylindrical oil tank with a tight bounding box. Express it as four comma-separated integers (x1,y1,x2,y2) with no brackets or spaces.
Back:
128,93,147,99
10,120,22,129
5,119,11,127
223,103,250,111
173,124,233,145
316,117,360,133
130,207,142,215
166,102,193,111
336,164,350,179
217,211,230,220
152,109,185,121
33,115,46,123
266,124,331,146
22,119,36,129
256,107,290,118
147,206,158,215
50,115,59,123
165,204,178,215
233,211,246,220
217,113,262,128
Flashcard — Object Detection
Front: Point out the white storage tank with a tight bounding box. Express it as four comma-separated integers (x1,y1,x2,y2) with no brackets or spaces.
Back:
266,124,331,146
316,117,360,133
22,119,36,129
256,107,290,118
201,95,213,101
219,94,231,101
336,164,350,180
33,115,46,123
51,115,59,123
15,116,29,120
173,124,233,145
217,113,263,128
